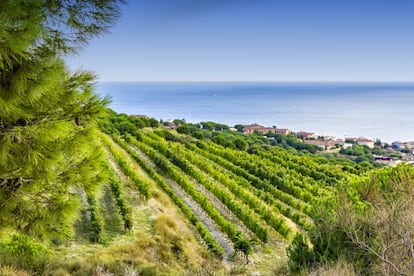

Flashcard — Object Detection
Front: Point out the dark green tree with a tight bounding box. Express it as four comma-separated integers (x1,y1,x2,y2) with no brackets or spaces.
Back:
234,138,248,151
176,124,191,135
0,0,122,240
234,124,244,132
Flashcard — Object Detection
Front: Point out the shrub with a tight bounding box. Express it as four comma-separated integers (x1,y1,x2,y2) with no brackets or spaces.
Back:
286,233,314,273
192,130,204,140
287,165,414,275
0,234,51,273
234,138,248,151
176,125,190,135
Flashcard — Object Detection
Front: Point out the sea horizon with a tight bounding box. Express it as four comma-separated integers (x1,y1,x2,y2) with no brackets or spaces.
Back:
97,81,414,143
98,80,414,84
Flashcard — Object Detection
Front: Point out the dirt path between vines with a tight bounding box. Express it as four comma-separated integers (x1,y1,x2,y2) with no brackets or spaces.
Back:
130,145,235,259
184,166,254,239
187,149,304,234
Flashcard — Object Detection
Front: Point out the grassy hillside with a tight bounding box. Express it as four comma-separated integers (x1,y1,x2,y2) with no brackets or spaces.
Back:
0,111,371,275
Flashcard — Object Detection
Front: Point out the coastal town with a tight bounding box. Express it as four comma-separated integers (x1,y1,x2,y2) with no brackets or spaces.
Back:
241,124,414,165
146,116,414,166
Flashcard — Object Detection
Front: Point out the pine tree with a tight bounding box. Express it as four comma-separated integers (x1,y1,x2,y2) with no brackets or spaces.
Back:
0,0,122,240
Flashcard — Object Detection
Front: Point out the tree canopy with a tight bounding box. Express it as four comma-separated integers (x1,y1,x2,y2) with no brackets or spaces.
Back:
0,0,122,240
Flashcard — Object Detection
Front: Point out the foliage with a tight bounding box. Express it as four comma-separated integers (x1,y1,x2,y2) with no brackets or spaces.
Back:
339,143,400,167
286,233,314,273
116,134,224,257
287,165,414,275
0,0,122,240
176,124,190,135
234,138,248,151
173,119,186,125
55,110,384,274
108,177,133,232
389,152,402,159
200,121,229,131
340,144,371,156
138,132,270,242
0,0,122,64
154,129,177,141
148,131,295,237
101,133,151,198
234,124,244,132
234,233,253,262
267,133,320,153
99,145,133,232
131,133,249,250
257,146,356,184
0,234,51,273
101,112,371,272
183,139,315,230
212,133,236,148
86,193,105,243
196,140,319,203
355,154,373,164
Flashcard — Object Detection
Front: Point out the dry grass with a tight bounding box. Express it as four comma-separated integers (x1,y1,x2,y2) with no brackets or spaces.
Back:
0,266,31,276
80,227,220,274
309,259,358,276
47,185,225,275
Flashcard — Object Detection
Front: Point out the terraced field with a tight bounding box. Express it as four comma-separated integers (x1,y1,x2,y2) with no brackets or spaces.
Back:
95,122,362,262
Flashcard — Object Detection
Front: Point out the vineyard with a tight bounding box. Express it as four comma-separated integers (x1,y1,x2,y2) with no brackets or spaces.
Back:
91,112,365,268
2,2,412,274
0,108,401,275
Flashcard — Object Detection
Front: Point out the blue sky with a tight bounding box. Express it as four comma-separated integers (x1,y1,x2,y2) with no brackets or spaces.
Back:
67,0,414,82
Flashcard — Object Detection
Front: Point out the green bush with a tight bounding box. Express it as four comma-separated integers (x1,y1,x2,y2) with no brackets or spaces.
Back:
234,138,248,151
286,233,314,273
176,125,190,135
0,234,51,273
192,130,204,139
287,165,414,275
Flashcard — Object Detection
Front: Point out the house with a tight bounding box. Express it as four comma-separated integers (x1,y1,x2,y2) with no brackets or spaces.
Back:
328,140,341,149
323,135,336,141
272,128,292,135
334,138,344,146
164,119,177,129
242,124,265,134
356,138,374,148
242,124,291,135
304,140,327,150
343,142,353,149
296,131,317,140
347,137,375,148
305,139,340,150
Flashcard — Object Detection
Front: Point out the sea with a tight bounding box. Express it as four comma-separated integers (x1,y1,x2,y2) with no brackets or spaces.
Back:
97,82,414,143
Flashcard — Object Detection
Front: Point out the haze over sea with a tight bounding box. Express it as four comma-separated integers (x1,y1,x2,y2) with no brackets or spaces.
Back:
98,82,414,143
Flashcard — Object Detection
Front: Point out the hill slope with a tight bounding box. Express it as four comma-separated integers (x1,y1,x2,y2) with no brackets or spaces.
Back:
0,111,367,275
